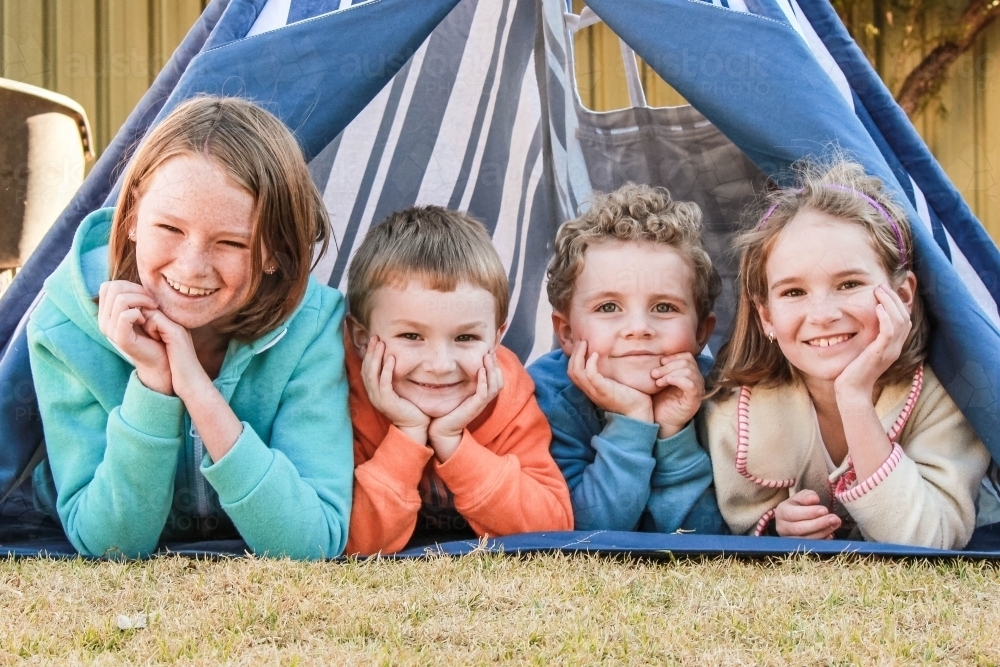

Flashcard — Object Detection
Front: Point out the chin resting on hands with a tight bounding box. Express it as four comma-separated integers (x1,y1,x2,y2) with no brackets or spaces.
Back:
835,284,912,401
427,351,504,463
98,280,172,395
566,340,653,423
361,335,431,445
650,352,704,438
140,310,215,403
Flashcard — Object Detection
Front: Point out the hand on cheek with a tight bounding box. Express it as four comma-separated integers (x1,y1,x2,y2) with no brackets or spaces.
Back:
98,280,172,395
427,351,504,463
361,335,431,445
834,284,911,481
834,284,912,401
650,353,704,438
774,489,841,539
567,340,654,423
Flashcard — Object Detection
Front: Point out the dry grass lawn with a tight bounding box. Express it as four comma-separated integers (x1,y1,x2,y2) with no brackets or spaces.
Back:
0,551,998,665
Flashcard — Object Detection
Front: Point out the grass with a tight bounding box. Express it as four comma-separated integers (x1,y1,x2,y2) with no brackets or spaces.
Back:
0,551,998,665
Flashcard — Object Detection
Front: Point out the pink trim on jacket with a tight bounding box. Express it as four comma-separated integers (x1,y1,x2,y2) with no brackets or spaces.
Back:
735,386,796,489
738,365,924,533
887,365,923,442
832,366,923,503
754,508,777,537
834,443,905,503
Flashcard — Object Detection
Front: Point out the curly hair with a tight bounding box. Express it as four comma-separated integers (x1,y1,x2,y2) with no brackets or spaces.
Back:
546,182,721,324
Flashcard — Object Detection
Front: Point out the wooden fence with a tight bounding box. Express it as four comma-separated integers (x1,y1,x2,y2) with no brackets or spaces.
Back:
0,0,207,155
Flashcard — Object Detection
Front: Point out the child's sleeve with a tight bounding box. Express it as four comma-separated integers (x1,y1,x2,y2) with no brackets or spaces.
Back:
346,426,434,556
29,325,184,558
702,397,790,536
530,358,662,531
553,412,660,531
836,377,991,550
643,421,728,534
200,290,354,560
433,386,573,536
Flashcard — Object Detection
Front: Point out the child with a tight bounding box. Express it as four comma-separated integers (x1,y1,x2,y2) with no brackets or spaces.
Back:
344,206,573,555
528,183,727,534
28,97,354,559
705,160,990,549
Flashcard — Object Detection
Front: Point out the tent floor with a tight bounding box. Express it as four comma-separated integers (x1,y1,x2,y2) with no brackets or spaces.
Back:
3,525,1000,560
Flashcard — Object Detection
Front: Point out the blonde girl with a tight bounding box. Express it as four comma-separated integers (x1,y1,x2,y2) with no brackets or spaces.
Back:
705,160,990,549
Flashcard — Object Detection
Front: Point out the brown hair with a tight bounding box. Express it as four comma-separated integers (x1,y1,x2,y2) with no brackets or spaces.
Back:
712,159,927,396
108,96,331,340
347,206,509,329
546,182,721,323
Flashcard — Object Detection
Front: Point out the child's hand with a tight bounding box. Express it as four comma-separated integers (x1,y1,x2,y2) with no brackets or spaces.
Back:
650,352,704,438
427,351,503,463
362,336,431,445
98,281,172,395
141,310,213,404
835,284,912,400
567,340,653,423
774,489,841,539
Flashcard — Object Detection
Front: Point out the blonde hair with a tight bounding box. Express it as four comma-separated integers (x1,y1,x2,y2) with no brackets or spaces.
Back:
109,96,331,340
347,206,509,329
546,182,721,323
712,159,927,395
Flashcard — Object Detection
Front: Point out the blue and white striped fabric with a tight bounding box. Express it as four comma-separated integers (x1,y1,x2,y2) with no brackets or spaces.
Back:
0,0,998,554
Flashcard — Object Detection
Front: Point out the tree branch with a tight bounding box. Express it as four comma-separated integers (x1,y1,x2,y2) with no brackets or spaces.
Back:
895,0,1000,116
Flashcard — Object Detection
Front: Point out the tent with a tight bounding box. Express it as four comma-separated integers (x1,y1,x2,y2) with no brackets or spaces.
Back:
1,0,999,558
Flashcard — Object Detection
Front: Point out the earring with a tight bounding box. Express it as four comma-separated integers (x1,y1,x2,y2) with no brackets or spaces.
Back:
768,331,776,343
128,229,136,242
264,265,276,275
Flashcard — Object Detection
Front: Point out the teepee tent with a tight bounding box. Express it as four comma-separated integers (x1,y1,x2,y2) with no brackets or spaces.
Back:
1,0,998,557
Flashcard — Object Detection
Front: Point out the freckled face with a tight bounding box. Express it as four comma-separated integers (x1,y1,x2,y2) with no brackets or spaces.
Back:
555,241,710,395
757,210,911,384
132,155,260,334
364,280,503,418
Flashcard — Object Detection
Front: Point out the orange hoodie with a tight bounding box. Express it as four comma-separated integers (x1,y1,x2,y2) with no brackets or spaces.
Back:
345,337,573,555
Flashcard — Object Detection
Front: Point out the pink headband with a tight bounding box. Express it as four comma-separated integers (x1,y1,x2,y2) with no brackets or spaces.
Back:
756,185,907,265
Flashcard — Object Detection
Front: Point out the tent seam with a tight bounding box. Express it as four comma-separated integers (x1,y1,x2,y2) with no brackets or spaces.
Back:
678,0,798,34
203,0,387,52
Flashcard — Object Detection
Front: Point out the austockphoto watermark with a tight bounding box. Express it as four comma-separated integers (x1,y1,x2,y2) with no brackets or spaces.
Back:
2,37,167,80
0,156,82,183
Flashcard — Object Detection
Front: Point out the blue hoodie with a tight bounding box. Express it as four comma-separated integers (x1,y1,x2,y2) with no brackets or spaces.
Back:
28,208,353,559
528,349,726,534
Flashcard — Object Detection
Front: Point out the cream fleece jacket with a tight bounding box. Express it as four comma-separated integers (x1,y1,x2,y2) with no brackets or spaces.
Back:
702,366,990,549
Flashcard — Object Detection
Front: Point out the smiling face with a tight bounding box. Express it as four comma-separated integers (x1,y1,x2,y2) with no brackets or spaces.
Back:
757,209,914,386
358,279,505,418
553,240,713,395
132,155,261,337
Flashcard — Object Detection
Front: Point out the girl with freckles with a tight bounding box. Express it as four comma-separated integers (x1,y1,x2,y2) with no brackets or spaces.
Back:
28,97,354,559
705,160,990,549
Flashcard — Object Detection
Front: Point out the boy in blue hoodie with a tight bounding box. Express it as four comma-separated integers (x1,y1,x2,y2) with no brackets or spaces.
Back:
528,183,726,534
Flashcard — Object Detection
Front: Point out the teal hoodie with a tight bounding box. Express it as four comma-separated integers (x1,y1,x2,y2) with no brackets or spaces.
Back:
28,208,353,559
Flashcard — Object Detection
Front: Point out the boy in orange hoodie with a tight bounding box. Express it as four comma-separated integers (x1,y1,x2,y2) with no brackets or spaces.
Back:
344,206,573,555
